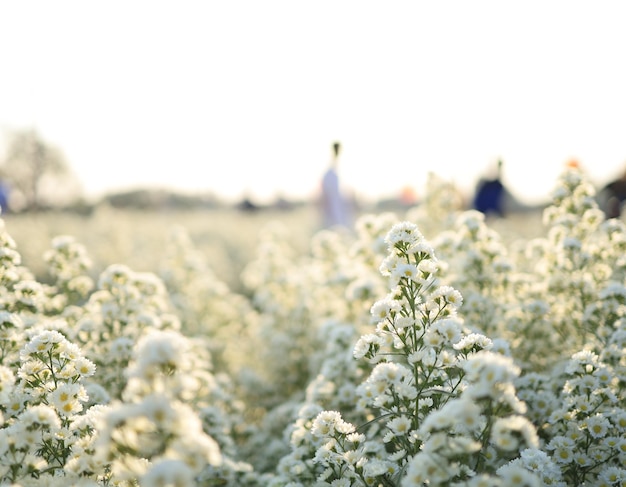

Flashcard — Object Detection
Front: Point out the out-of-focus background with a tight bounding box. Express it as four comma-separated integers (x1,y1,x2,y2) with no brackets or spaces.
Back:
1,1,626,215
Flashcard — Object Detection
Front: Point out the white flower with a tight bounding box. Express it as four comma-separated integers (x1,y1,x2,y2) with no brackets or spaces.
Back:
387,416,412,436
585,413,611,438
453,333,493,352
311,410,355,437
598,466,626,484
369,362,409,386
430,318,463,344
353,333,382,359
370,298,401,323
74,356,96,377
417,258,439,276
385,222,423,247
23,329,67,355
512,448,564,483
49,382,87,416
552,446,574,464
407,241,435,258
392,263,419,283
363,458,392,477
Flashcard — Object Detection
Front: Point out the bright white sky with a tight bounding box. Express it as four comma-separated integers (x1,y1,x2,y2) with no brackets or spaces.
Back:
1,1,626,205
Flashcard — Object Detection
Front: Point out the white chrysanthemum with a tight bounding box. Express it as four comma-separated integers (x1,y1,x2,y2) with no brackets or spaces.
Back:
369,362,409,386
364,458,393,477
49,382,87,416
598,466,626,484
23,329,67,355
387,415,412,436
385,222,423,247
408,348,437,367
453,332,493,352
513,448,564,483
394,315,416,330
565,349,600,375
407,241,435,258
417,258,439,276
74,356,96,377
552,446,574,464
370,298,401,323
379,253,401,276
423,327,444,347
353,333,383,360
430,318,463,344
586,413,611,439
396,382,418,400
435,285,463,307
311,410,355,437
314,439,338,467
392,263,419,283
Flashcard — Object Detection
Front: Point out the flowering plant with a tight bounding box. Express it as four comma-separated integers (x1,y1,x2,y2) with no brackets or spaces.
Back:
0,166,624,486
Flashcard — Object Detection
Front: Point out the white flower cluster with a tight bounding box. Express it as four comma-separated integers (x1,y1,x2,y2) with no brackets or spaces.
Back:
0,328,98,483
1,165,625,486
271,220,542,486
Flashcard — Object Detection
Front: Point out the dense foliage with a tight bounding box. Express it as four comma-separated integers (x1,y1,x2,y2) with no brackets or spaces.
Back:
0,166,625,486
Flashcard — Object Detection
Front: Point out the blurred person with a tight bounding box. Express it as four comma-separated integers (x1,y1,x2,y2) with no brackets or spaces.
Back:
472,159,506,217
0,180,9,214
319,141,352,229
598,166,626,219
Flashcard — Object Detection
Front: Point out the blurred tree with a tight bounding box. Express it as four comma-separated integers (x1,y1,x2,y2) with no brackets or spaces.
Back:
0,128,81,211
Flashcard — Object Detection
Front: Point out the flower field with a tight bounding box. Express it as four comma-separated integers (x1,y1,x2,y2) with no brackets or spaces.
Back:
1,166,625,486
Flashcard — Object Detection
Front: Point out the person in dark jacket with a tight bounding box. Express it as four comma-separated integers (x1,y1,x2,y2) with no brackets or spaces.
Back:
473,159,505,217
599,167,626,219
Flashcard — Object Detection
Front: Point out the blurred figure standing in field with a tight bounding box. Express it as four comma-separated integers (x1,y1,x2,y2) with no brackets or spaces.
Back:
0,180,10,214
319,141,352,229
472,159,506,217
598,166,626,219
